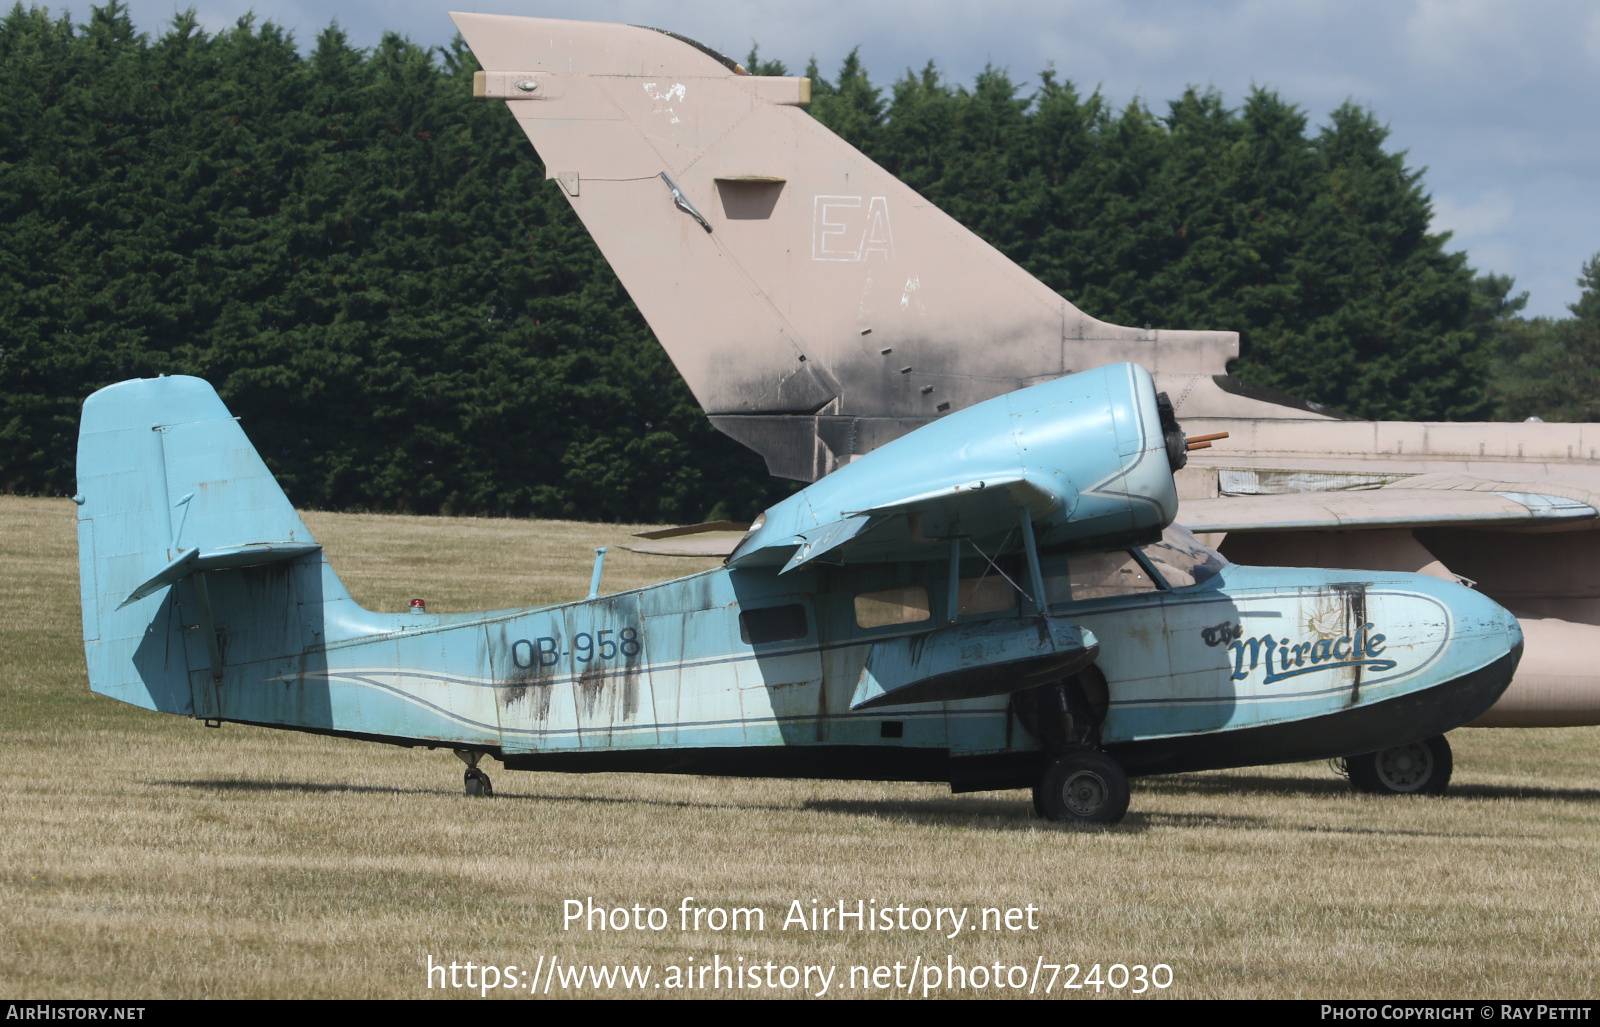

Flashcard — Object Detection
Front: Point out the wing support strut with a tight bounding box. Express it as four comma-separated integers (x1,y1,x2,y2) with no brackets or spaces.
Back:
962,529,1035,610
946,539,961,624
588,547,608,599
1020,506,1049,616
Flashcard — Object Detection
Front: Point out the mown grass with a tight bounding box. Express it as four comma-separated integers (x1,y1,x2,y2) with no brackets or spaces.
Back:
1,495,1597,998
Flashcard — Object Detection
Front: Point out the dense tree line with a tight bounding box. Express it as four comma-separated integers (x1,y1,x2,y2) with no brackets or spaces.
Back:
2,5,1593,519
0,2,779,519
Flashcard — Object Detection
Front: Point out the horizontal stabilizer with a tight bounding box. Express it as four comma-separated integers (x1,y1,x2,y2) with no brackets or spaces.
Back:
119,543,322,609
851,617,1098,710
1180,488,1597,533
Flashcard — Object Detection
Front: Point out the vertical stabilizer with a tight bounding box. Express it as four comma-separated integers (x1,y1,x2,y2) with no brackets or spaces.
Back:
76,376,343,715
453,13,1240,479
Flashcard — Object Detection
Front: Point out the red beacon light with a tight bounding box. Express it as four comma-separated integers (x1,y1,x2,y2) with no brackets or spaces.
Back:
410,598,427,615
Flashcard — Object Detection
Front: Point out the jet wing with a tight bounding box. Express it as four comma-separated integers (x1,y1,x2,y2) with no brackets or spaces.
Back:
620,521,751,557
1181,481,1598,534
619,535,744,557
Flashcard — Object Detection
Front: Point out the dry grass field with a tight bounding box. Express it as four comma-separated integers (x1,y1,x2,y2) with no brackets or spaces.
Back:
2,493,1598,999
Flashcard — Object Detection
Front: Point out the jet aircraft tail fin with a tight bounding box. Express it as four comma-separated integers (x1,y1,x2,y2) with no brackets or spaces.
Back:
452,13,1241,481
75,376,350,717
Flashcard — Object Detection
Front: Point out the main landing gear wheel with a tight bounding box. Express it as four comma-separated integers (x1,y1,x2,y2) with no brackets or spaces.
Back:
1346,734,1452,796
464,767,494,797
1033,750,1130,825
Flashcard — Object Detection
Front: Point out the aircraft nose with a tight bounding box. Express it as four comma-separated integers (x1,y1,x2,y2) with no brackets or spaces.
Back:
1506,608,1524,652
1431,577,1523,717
1449,578,1522,654
1474,586,1522,657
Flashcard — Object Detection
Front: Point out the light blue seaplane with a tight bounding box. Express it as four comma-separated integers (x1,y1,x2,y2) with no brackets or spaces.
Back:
75,362,1521,822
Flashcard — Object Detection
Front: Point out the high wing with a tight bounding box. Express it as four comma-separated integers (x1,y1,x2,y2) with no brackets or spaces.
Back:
645,477,1600,557
622,477,1058,561
725,362,1183,573
765,475,1057,575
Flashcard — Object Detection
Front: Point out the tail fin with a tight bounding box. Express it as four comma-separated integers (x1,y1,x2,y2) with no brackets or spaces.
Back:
76,376,334,715
453,14,1240,479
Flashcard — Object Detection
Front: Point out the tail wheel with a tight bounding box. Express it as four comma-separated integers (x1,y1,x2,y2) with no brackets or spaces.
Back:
1347,735,1452,796
1033,750,1130,825
464,767,494,797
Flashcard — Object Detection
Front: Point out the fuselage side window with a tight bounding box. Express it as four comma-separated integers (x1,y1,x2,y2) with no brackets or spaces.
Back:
855,585,932,629
739,603,810,644
956,575,1017,617
1060,551,1160,602
1140,524,1229,588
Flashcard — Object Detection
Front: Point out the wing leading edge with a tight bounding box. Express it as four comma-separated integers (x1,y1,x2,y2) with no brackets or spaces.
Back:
725,363,1182,572
1181,484,1598,534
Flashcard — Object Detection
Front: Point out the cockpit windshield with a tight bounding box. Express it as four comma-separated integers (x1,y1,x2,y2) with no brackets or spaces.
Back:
1140,524,1228,588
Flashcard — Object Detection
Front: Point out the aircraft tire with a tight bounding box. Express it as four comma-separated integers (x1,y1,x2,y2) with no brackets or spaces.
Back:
1346,735,1452,796
464,768,494,797
1036,751,1129,825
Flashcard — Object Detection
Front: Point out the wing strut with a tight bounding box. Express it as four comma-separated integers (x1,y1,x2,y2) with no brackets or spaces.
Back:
946,539,961,624
956,525,1040,613
1020,506,1049,615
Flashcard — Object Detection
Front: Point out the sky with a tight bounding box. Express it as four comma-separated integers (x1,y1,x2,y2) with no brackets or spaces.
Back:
91,0,1600,318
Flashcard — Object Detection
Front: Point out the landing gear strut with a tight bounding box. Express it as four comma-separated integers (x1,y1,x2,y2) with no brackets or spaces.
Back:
1018,671,1127,824
1033,750,1130,825
455,749,494,797
1346,734,1452,796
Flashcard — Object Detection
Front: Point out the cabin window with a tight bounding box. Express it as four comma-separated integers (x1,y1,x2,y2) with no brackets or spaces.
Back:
1061,551,1159,601
739,604,809,644
854,585,932,628
956,575,1017,617
1140,524,1229,587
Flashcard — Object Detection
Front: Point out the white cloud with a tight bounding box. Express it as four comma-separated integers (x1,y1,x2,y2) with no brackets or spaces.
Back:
1432,192,1516,238
1402,0,1521,71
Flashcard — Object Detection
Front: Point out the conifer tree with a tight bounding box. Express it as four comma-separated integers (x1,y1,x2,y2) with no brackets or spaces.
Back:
1490,255,1600,421
2,9,1564,516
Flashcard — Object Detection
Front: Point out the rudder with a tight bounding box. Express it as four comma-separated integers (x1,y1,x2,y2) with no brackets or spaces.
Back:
76,375,325,713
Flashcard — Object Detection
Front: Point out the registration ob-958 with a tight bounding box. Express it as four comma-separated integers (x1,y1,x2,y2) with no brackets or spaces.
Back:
511,627,643,670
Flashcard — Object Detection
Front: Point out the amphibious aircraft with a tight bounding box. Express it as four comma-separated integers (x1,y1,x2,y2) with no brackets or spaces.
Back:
77,364,1519,823
449,12,1600,796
